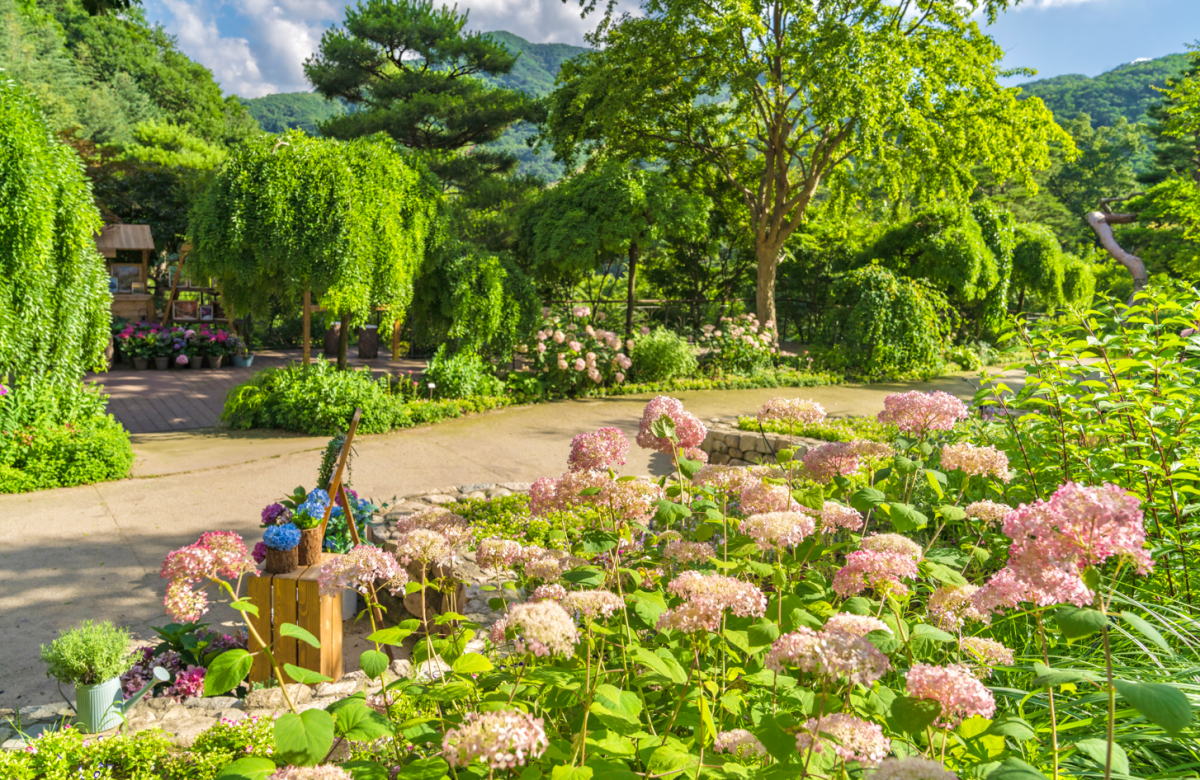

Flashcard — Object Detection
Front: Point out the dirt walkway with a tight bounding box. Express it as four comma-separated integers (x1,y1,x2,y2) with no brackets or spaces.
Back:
0,373,994,708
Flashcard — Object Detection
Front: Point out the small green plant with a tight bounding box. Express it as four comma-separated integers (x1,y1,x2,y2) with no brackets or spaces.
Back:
631,327,698,382
40,620,134,686
455,493,587,549
0,726,178,780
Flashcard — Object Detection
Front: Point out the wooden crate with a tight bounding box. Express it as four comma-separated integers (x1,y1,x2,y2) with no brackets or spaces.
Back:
246,553,343,684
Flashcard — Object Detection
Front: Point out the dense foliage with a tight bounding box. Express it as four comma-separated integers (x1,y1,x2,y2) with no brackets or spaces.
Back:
1020,53,1190,128
239,92,346,135
631,328,698,383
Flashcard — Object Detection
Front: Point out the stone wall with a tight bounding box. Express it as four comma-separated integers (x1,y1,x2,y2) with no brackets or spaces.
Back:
699,416,826,466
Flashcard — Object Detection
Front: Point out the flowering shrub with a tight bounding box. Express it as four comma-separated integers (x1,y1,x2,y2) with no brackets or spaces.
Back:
697,313,777,374
517,306,633,396
115,322,236,362
113,376,1199,779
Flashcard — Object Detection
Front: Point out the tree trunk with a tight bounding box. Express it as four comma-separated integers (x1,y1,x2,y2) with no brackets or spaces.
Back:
755,239,780,328
1017,286,1026,314
337,311,351,370
625,242,639,343
1085,211,1149,303
302,288,311,366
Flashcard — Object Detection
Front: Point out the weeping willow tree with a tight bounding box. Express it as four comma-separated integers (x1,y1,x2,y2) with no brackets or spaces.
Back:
189,130,440,368
0,79,111,389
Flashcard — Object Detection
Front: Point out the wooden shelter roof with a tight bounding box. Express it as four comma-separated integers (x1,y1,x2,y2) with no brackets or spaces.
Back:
94,224,154,258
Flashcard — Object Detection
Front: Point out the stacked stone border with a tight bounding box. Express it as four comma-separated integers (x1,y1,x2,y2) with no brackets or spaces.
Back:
699,417,825,466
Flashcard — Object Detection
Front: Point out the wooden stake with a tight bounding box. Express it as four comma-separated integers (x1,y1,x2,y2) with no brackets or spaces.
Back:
302,288,311,365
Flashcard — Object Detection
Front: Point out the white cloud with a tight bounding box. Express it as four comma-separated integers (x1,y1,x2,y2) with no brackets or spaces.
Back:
157,0,276,96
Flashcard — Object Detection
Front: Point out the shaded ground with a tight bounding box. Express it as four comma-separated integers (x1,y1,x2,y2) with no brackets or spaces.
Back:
0,373,1002,709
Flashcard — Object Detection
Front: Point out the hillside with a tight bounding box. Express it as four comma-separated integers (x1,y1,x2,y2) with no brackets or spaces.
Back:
240,31,585,179
1018,53,1190,127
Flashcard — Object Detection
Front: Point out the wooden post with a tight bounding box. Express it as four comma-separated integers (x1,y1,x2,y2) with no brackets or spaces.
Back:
302,288,311,365
392,319,402,359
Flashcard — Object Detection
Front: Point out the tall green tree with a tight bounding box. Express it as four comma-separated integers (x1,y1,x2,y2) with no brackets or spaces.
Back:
545,0,1066,327
304,0,541,192
188,131,440,369
1142,46,1200,186
519,164,708,340
0,80,110,387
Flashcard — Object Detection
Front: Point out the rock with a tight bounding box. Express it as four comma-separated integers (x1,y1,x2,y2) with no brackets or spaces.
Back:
216,709,247,722
315,680,362,698
19,702,73,722
500,482,532,492
485,488,512,498
390,659,413,678
412,657,452,683
422,494,457,505
340,670,369,683
183,696,240,710
170,714,216,748
710,452,730,465
724,432,741,447
738,434,757,453
730,458,750,467
147,697,176,711
712,440,728,454
755,438,771,454
728,448,743,460
458,483,494,493
243,684,312,711
302,696,339,712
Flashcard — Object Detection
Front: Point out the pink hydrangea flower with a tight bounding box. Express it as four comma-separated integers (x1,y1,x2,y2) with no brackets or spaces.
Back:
663,540,715,563
965,500,1010,525
959,636,1014,677
636,396,707,458
905,663,996,727
975,482,1149,613
824,613,892,637
820,501,864,533
940,443,1010,481
692,465,754,493
739,481,801,514
796,714,889,766
268,766,354,779
476,538,525,569
395,528,452,566
714,729,767,759
530,583,568,602
507,601,579,657
764,627,890,686
757,397,827,427
927,584,989,631
658,571,767,632
861,533,922,560
569,427,631,472
443,710,549,770
562,589,624,619
599,478,665,523
393,507,473,550
739,511,815,550
160,533,255,621
802,442,861,482
868,758,959,780
877,391,969,436
833,550,920,598
317,544,409,597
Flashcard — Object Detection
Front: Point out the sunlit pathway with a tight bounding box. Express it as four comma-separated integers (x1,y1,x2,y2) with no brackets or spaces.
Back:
0,372,1000,708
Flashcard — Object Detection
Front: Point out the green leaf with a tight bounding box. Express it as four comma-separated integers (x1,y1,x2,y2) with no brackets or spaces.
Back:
888,503,928,532
360,650,390,679
650,414,677,441
593,684,642,721
215,757,276,780
791,486,823,512
893,456,920,475
653,500,692,527
274,709,335,767
368,627,414,646
850,488,888,513
552,767,594,780
986,716,1037,741
393,757,450,780
754,713,798,763
204,649,253,696
910,623,956,643
864,629,902,655
229,599,260,617
890,696,942,734
748,619,782,648
582,530,620,553
631,647,688,684
1114,679,1194,735
1120,611,1172,653
333,700,395,741
1055,606,1107,640
283,664,332,685
841,597,872,615
452,653,493,674
341,761,390,780
279,623,321,648
628,590,667,628
935,504,966,522
988,757,1049,779
562,567,606,587
1031,664,1099,687
678,456,704,480
924,471,945,499
921,560,967,586
1074,738,1129,775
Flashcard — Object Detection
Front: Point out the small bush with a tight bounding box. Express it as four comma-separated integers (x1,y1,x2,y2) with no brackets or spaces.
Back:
0,382,133,493
40,620,133,686
632,328,698,382
456,493,597,549
426,345,505,399
0,727,178,780
222,361,511,436
697,314,777,375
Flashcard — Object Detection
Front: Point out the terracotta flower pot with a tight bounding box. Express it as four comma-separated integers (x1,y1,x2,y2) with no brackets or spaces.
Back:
298,527,323,565
153,356,169,370
265,546,299,574
133,357,149,370
207,354,224,369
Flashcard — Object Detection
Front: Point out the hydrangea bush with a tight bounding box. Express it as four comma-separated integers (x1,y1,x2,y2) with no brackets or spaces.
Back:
17,355,1198,778
516,306,634,396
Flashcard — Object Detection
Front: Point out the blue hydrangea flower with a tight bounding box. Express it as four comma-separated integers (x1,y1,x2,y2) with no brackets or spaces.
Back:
306,488,331,507
263,522,301,551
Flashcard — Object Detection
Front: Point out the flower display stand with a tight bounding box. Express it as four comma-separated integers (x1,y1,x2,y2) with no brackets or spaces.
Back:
246,553,343,685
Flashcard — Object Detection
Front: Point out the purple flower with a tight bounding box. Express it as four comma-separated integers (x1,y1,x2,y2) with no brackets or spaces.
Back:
261,502,291,526
176,355,188,366
252,541,267,564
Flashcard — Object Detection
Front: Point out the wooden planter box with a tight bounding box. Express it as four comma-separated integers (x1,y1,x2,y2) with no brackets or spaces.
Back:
246,553,343,684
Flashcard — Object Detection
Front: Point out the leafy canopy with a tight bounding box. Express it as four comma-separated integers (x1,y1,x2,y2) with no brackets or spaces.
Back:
546,0,1068,325
188,131,440,326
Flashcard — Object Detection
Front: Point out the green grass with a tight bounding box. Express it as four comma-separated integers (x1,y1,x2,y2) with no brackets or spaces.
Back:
737,414,896,443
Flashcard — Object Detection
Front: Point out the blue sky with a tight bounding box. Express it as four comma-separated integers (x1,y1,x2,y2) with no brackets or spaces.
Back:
141,0,1200,98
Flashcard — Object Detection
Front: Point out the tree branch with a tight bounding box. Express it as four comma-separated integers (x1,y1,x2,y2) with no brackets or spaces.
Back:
1085,211,1149,301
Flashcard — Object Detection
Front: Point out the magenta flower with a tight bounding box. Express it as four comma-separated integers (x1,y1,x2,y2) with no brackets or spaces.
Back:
635,396,707,459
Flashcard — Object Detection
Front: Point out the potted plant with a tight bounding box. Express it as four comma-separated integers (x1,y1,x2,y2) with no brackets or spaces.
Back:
230,337,254,368
208,329,232,368
40,621,134,733
153,332,172,370
262,522,301,574
289,488,331,565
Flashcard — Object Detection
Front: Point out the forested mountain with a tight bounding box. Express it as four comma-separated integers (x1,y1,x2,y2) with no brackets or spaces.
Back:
1019,53,1189,127
238,92,347,134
